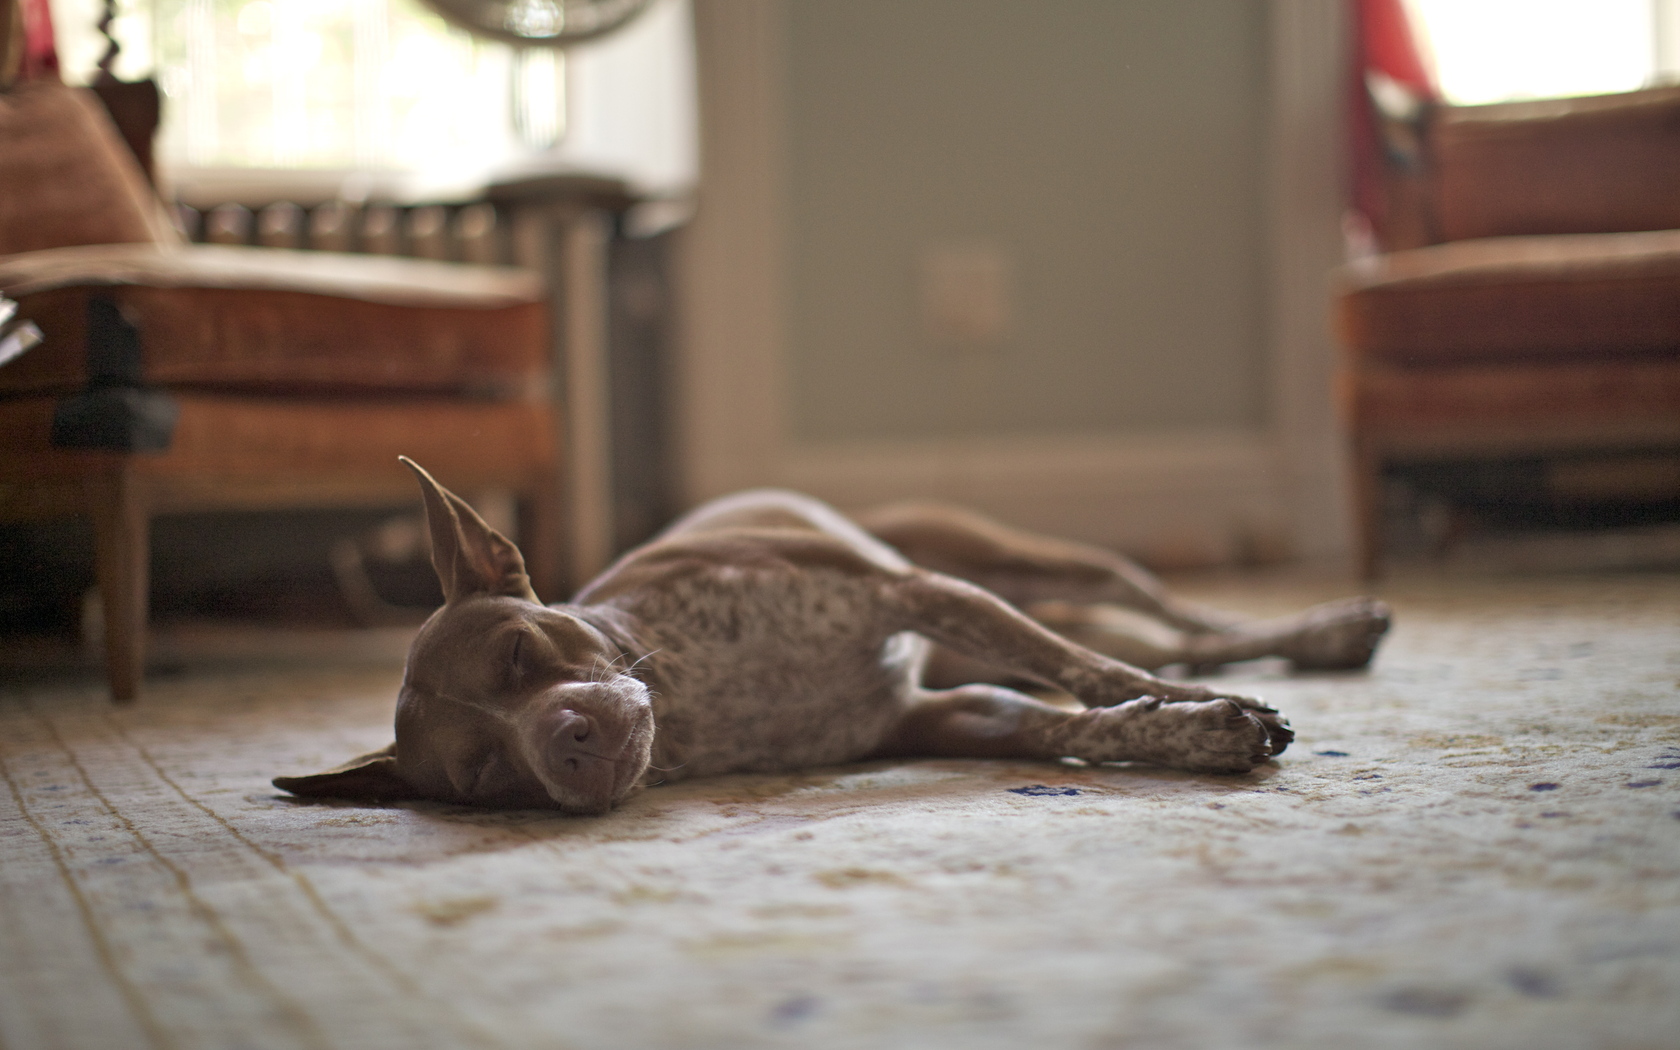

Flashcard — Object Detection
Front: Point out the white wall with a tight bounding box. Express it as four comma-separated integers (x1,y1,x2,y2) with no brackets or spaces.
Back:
675,0,1352,568
784,1,1267,443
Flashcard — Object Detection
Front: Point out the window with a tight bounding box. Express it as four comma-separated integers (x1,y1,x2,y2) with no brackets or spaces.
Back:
1407,0,1680,105
49,0,696,197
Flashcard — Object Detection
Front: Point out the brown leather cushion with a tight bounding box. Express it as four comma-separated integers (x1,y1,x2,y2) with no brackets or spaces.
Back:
1337,230,1680,366
1348,357,1680,435
0,82,177,254
0,392,556,494
0,243,549,396
1433,86,1680,242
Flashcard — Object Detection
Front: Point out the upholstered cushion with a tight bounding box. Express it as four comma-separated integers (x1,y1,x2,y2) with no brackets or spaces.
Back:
0,243,549,396
1347,357,1680,430
1432,86,1680,242
0,392,556,495
1337,230,1680,366
1343,356,1680,458
0,81,177,254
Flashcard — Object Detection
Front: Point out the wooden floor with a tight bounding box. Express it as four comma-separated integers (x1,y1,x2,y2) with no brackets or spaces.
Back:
2,571,1678,1050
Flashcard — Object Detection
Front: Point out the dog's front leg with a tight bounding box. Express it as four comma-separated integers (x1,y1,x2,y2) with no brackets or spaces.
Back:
887,569,1291,761
884,685,1274,773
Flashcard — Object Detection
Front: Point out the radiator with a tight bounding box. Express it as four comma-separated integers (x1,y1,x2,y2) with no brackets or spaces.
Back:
175,199,511,266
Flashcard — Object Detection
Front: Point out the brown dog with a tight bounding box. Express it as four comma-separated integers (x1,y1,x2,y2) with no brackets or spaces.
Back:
274,460,1389,813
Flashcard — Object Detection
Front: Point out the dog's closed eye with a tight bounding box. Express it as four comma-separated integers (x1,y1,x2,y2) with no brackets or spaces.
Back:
506,630,535,688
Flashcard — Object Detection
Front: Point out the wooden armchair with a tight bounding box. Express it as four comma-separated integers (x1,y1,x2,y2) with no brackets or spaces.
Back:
0,79,562,700
1336,86,1680,576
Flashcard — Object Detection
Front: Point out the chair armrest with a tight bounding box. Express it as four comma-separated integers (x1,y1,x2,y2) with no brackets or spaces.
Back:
0,242,544,306
0,243,550,397
1335,229,1680,365
1431,86,1680,240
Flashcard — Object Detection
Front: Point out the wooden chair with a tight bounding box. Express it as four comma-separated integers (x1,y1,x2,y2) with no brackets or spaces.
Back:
0,80,562,700
1337,86,1680,577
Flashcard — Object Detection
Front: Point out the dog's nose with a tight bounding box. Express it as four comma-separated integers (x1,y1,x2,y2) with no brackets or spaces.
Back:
547,711,600,767
536,706,618,805
553,709,592,745
521,682,653,812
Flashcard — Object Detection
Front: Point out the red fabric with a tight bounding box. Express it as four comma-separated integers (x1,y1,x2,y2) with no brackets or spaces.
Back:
18,0,60,81
1350,0,1437,237
1361,0,1435,98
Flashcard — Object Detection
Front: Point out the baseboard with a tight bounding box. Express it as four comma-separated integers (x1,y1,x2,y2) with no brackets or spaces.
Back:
777,429,1291,567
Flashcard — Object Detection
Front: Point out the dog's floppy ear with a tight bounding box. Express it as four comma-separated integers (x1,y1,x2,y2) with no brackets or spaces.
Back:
271,743,423,801
399,456,538,603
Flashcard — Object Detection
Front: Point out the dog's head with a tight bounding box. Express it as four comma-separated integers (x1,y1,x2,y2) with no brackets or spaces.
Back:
273,458,654,813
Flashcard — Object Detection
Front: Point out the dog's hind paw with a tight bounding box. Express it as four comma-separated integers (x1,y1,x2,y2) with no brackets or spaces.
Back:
1280,597,1391,671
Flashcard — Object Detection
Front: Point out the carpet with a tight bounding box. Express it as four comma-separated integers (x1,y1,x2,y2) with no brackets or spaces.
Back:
2,571,1678,1049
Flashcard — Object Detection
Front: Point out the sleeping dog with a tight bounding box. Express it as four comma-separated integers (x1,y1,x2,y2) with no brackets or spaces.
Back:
274,459,1390,813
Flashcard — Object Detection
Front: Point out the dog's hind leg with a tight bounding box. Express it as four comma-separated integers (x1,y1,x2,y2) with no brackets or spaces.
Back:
857,501,1242,633
1023,597,1392,674
857,501,1389,673
922,596,1391,683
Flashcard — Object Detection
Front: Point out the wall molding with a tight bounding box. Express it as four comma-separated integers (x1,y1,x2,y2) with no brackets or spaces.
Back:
1265,0,1356,563
674,0,788,503
676,0,1352,567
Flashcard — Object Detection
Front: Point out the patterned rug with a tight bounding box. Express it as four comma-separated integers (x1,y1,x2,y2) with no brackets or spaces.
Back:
2,571,1677,1049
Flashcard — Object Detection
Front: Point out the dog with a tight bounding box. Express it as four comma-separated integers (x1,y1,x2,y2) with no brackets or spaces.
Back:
274,459,1390,813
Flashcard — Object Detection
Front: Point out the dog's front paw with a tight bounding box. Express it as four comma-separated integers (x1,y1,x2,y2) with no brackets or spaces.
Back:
1063,697,1275,774
1280,597,1392,671
1143,686,1293,758
1155,698,1275,773
1211,693,1292,757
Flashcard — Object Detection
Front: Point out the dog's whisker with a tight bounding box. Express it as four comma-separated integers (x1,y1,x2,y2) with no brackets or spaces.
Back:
589,648,651,684
588,655,615,684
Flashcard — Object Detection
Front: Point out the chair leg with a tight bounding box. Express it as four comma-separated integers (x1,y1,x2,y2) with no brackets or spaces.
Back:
519,482,566,603
88,469,149,703
1351,441,1385,581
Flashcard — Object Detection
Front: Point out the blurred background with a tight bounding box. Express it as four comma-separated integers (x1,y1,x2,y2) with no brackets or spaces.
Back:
4,0,1679,653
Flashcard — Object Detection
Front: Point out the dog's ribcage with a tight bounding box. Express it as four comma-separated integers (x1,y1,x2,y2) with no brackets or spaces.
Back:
611,562,923,779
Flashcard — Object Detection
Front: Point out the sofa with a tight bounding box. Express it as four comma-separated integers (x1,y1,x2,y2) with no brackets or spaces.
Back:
1337,85,1680,576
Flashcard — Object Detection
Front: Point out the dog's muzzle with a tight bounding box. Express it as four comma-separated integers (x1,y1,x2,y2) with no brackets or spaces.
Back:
522,679,653,813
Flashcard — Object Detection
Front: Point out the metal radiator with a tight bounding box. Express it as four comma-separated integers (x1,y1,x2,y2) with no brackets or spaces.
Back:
175,200,512,266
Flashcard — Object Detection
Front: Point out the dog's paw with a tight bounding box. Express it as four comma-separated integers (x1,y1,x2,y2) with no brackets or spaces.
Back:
1219,695,1293,757
1066,697,1274,774
1250,705,1293,756
1279,597,1391,671
1138,685,1293,758
1156,698,1276,773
